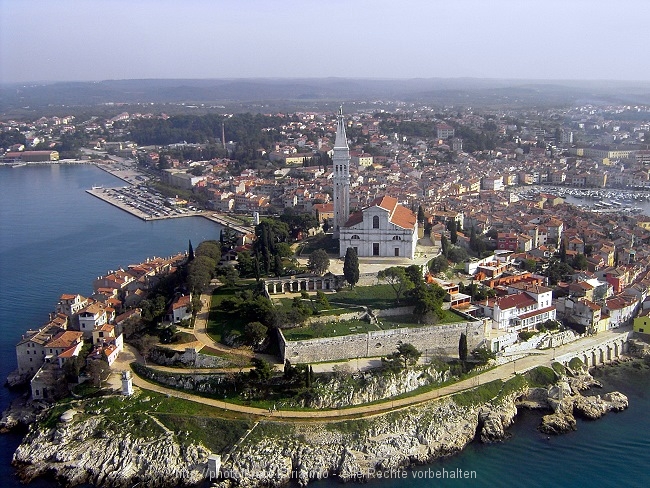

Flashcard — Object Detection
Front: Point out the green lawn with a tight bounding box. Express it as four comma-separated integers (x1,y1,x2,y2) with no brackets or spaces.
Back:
282,319,382,340
282,309,468,341
206,282,258,343
330,284,402,309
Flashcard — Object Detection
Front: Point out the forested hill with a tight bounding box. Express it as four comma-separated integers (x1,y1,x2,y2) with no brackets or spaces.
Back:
3,78,650,113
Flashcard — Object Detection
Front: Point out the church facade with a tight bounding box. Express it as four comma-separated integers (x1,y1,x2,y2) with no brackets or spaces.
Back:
339,196,418,259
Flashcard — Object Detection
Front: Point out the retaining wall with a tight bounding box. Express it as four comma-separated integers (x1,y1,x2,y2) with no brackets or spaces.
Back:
279,319,485,363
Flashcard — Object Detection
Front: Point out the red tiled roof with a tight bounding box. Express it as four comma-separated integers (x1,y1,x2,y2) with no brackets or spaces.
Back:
497,293,537,310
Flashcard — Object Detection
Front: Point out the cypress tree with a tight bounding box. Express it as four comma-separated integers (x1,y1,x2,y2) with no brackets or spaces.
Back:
188,240,195,261
459,332,468,362
343,247,360,287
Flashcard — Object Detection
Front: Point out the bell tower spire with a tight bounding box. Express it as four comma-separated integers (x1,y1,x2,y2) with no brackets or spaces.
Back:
332,105,350,238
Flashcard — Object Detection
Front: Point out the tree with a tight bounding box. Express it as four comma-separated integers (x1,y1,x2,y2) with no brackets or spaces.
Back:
459,332,468,362
429,255,449,274
410,282,445,322
308,249,330,275
385,343,421,370
343,247,359,287
243,321,268,347
447,246,468,263
571,253,589,271
188,240,195,261
249,358,274,382
87,359,110,387
377,266,413,303
471,346,496,365
448,220,458,244
523,259,538,272
417,205,426,223
441,234,449,257
134,334,158,364
316,290,330,309
219,265,239,287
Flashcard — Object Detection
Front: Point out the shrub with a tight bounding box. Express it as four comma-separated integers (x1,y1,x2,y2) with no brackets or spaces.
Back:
518,330,537,342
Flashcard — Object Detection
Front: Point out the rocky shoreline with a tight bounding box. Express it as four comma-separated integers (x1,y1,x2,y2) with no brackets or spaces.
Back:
1,362,631,488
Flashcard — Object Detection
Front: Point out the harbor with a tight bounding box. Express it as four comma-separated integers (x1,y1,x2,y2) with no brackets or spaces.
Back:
516,185,650,217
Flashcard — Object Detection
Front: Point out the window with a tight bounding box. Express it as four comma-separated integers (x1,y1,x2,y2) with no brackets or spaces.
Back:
351,235,360,240
373,216,380,229
392,235,401,240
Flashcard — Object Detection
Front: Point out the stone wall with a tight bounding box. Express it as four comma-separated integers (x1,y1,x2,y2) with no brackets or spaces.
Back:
150,347,230,369
305,311,364,325
280,319,485,363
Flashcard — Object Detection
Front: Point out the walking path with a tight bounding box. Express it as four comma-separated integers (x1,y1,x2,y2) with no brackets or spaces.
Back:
111,325,632,421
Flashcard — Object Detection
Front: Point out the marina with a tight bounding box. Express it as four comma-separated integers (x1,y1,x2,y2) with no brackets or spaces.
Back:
516,185,650,216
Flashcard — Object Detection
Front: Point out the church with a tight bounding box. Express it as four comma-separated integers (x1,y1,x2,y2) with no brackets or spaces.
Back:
332,107,418,259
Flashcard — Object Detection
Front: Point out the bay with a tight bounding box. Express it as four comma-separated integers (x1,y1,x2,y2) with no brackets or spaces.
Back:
1,165,649,488
0,164,222,487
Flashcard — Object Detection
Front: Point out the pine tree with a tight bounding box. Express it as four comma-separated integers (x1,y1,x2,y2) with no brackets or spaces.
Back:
343,247,359,287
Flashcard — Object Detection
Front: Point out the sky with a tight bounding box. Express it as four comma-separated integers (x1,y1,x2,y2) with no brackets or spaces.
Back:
0,0,647,84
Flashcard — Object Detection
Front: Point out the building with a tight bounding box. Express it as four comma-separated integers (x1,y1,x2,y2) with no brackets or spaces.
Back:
167,294,192,323
479,283,555,332
497,233,519,251
4,150,59,162
436,123,455,139
339,195,418,259
332,106,350,237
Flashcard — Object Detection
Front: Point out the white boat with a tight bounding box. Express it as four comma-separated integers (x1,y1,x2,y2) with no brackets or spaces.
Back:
91,185,103,190
11,162,26,168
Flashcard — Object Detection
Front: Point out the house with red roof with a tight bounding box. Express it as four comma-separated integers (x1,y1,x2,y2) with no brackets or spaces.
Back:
167,294,192,323
479,282,556,332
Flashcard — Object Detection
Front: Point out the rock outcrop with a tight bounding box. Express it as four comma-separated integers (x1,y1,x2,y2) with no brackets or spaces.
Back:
527,372,628,435
225,397,484,488
299,366,452,409
12,407,209,487
9,367,630,488
0,398,45,433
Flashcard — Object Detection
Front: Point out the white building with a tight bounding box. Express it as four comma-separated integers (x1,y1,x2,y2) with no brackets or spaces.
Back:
339,196,418,259
480,283,556,332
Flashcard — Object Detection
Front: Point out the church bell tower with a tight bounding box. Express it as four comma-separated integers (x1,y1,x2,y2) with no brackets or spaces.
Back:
332,106,350,238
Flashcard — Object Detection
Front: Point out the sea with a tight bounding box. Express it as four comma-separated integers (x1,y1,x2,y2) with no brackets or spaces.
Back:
1,165,649,488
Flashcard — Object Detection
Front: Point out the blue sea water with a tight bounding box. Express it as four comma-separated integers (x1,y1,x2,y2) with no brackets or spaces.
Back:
0,165,649,488
0,164,222,487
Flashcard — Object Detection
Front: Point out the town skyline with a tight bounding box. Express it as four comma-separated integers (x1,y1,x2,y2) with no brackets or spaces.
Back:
2,0,649,84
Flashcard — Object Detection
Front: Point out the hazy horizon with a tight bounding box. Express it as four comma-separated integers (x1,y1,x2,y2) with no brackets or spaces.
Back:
2,0,648,85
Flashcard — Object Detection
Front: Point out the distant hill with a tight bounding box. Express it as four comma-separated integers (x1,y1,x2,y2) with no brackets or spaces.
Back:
2,78,650,113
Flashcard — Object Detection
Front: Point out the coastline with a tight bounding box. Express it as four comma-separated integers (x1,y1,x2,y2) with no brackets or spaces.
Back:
3,359,638,488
